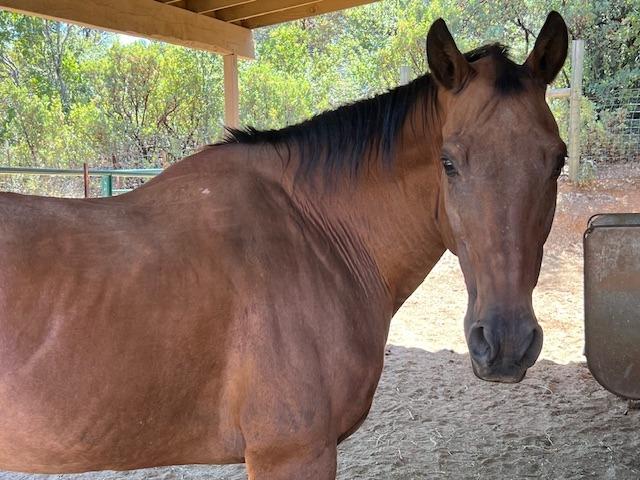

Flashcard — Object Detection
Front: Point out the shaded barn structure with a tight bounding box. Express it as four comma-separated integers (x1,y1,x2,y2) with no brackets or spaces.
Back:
0,0,381,128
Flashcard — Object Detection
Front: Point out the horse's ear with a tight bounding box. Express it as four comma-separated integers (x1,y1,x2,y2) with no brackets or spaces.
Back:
524,11,568,84
426,18,471,91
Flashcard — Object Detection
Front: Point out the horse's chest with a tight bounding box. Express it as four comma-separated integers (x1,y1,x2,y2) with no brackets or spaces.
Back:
329,339,385,439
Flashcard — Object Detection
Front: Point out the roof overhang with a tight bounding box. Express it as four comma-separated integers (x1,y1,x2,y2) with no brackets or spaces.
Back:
0,0,255,58
159,0,380,29
0,0,381,59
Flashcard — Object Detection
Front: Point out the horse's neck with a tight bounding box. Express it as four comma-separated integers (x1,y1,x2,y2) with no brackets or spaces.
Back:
288,135,448,314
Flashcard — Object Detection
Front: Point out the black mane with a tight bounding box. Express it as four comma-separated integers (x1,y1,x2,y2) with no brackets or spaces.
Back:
219,43,524,180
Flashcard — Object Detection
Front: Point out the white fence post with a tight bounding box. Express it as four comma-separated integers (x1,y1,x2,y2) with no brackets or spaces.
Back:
399,66,411,86
568,39,584,182
224,54,240,129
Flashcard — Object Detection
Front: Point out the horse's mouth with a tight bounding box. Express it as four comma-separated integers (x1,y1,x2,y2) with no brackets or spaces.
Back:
471,361,528,384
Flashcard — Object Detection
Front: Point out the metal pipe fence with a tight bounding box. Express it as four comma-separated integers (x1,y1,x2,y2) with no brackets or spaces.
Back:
0,166,162,197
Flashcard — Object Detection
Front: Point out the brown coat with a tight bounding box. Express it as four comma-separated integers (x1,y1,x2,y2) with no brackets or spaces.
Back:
0,13,568,479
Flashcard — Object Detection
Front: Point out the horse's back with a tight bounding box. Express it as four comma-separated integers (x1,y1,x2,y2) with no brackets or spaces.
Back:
0,148,386,472
0,163,257,471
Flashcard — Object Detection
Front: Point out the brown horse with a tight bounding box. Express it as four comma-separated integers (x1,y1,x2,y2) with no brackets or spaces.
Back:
0,12,567,479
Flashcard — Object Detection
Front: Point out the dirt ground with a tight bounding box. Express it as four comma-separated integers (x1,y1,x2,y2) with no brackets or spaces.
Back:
2,164,640,480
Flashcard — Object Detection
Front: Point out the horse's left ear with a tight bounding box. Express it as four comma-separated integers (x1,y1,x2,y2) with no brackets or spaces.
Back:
524,11,568,84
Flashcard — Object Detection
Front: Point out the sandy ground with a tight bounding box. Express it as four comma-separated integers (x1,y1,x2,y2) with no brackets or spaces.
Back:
2,164,640,479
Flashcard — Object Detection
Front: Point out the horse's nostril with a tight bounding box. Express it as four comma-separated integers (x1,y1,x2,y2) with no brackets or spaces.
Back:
468,325,495,364
520,326,543,368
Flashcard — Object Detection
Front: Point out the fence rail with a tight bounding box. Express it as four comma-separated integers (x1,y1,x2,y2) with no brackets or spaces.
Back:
0,166,162,197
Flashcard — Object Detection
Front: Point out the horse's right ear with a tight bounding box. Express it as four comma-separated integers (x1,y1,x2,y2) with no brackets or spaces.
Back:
524,11,568,84
426,18,471,91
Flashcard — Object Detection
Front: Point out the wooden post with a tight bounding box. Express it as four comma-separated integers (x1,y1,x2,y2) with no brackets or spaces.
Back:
568,39,584,182
399,66,410,86
83,162,89,198
224,54,240,129
159,150,168,168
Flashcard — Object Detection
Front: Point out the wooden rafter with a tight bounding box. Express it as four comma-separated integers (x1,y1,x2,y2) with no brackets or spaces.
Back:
155,0,381,30
231,0,379,29
215,0,321,23
186,0,251,14
0,0,255,58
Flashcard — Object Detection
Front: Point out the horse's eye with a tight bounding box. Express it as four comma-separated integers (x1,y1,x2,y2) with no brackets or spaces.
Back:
441,157,458,177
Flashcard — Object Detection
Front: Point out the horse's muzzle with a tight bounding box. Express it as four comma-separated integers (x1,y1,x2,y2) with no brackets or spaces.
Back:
467,320,543,383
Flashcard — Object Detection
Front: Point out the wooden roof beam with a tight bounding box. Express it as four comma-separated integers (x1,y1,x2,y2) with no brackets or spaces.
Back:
236,0,378,29
186,0,252,15
215,0,320,23
215,0,322,22
0,0,255,58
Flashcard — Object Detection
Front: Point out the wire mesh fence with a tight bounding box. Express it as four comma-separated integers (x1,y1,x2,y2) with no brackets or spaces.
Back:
585,88,640,164
546,86,639,182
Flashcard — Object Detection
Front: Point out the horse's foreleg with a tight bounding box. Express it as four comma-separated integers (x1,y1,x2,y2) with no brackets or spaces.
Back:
245,442,337,480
